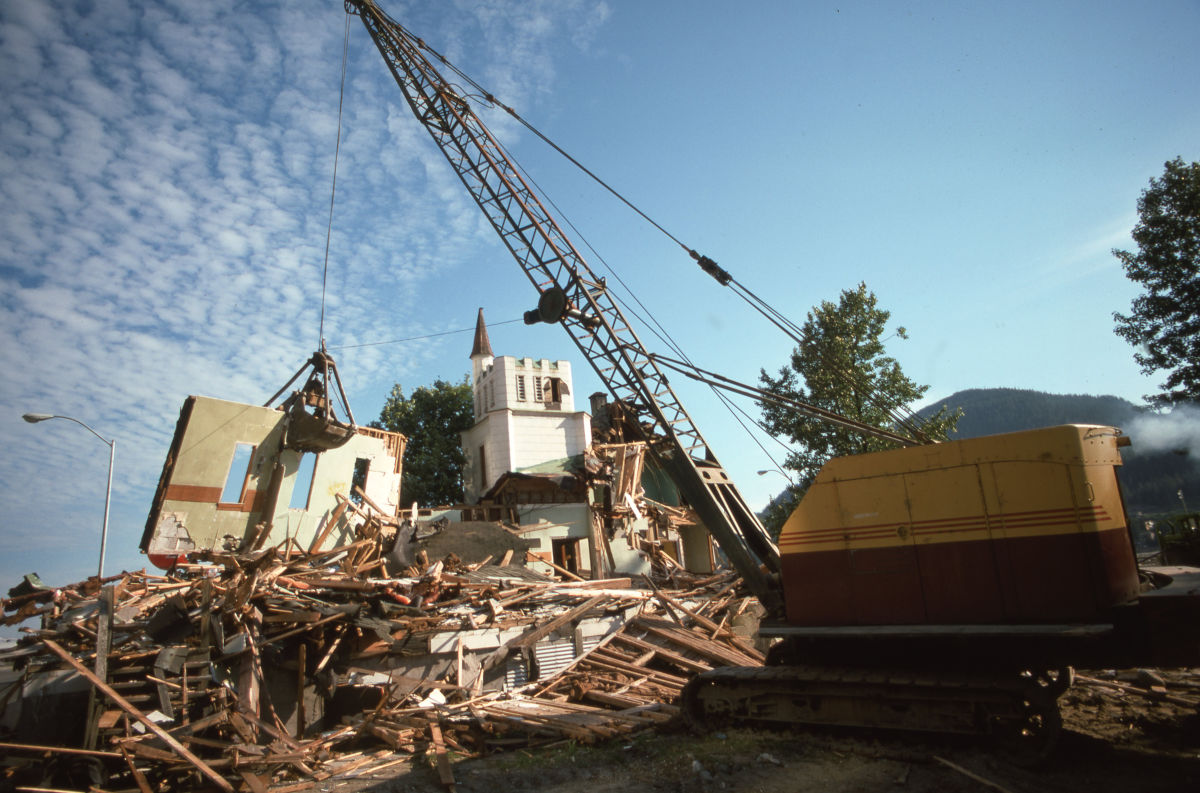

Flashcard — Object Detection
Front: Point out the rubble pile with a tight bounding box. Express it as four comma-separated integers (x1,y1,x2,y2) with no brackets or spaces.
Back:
1,544,760,791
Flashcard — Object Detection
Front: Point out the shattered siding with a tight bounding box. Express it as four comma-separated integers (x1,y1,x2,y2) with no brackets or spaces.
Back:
513,503,592,575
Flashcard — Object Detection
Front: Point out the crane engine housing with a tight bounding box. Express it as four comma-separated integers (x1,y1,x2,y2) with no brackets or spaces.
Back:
781,424,1138,628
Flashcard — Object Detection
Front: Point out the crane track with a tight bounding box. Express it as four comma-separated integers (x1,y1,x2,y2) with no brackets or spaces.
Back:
680,664,1068,762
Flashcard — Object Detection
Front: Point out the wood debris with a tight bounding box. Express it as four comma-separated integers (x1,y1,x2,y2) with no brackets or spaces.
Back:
1,539,757,791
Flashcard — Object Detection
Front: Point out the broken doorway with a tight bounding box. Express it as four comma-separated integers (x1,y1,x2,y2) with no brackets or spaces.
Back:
551,537,581,576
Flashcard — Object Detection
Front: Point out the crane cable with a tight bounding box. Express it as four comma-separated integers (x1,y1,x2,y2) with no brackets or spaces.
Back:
408,32,696,259
330,317,526,350
398,22,934,446
490,133,795,475
318,12,354,348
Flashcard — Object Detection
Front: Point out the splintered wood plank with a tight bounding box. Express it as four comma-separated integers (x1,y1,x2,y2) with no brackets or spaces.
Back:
527,550,585,582
238,771,271,793
650,591,764,663
581,691,677,721
509,595,607,648
582,652,689,690
0,742,121,759
121,748,155,793
480,706,605,741
479,699,645,740
632,617,761,667
307,498,351,554
427,715,457,791
611,632,712,673
84,585,114,750
41,639,234,793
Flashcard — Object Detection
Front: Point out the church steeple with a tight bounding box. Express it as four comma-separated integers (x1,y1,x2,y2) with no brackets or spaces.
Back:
470,307,494,383
470,307,493,359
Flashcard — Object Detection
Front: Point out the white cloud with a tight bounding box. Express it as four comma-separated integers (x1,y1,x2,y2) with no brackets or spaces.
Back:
1058,215,1138,274
0,0,608,605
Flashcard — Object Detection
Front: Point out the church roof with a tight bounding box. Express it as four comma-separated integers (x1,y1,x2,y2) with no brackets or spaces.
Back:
470,307,493,358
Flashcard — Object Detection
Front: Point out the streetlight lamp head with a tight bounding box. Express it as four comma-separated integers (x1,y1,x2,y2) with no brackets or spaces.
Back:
22,413,55,423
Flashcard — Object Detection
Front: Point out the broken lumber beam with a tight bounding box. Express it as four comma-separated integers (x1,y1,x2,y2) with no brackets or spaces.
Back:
476,596,608,680
121,747,156,793
633,616,761,667
651,589,764,662
510,595,607,649
308,498,351,554
41,639,234,792
352,484,395,521
527,550,585,582
610,632,712,673
427,715,457,791
0,741,121,759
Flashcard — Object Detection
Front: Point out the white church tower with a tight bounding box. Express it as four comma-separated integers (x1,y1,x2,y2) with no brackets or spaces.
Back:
461,308,592,502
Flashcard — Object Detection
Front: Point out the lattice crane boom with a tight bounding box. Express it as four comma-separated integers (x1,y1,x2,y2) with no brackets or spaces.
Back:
345,0,782,611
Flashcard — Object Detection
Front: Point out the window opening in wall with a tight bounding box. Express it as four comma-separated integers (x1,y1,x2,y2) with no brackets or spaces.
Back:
532,375,543,402
220,443,255,504
487,380,495,409
478,444,487,491
516,375,526,402
288,453,317,510
350,458,370,505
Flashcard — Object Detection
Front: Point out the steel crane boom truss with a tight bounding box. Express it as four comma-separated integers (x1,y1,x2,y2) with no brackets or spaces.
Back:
346,0,781,609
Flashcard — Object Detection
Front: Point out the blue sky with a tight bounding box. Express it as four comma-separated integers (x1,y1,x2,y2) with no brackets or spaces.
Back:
1,0,1197,615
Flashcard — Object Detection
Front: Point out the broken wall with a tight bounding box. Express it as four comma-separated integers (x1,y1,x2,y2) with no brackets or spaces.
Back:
141,396,404,565
511,503,593,576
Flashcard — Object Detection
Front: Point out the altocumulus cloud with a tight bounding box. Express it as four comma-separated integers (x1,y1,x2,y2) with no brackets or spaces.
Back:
0,0,609,594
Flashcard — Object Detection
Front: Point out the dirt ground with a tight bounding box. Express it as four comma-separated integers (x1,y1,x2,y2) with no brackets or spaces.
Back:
323,669,1200,793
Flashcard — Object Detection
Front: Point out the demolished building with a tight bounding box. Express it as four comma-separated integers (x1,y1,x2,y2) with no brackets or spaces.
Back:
0,336,743,788
1,536,761,791
459,309,715,580
141,350,406,568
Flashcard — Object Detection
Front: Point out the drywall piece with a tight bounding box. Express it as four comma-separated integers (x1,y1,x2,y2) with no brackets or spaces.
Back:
141,396,404,566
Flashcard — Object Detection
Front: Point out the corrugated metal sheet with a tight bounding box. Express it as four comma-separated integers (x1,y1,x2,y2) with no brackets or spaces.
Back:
503,635,591,690
533,639,576,680
504,652,529,689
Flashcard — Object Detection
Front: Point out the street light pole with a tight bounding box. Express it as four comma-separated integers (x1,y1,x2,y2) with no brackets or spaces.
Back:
22,413,115,578
756,467,795,486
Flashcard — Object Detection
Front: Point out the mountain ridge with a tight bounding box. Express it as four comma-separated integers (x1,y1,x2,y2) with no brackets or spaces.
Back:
917,387,1195,515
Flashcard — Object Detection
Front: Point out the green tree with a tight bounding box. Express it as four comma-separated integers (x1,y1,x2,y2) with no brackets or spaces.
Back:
758,283,960,505
1113,157,1200,407
757,485,802,542
374,378,474,507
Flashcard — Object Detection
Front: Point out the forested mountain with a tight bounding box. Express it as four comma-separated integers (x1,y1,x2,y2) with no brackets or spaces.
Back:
918,388,1143,438
916,388,1197,516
